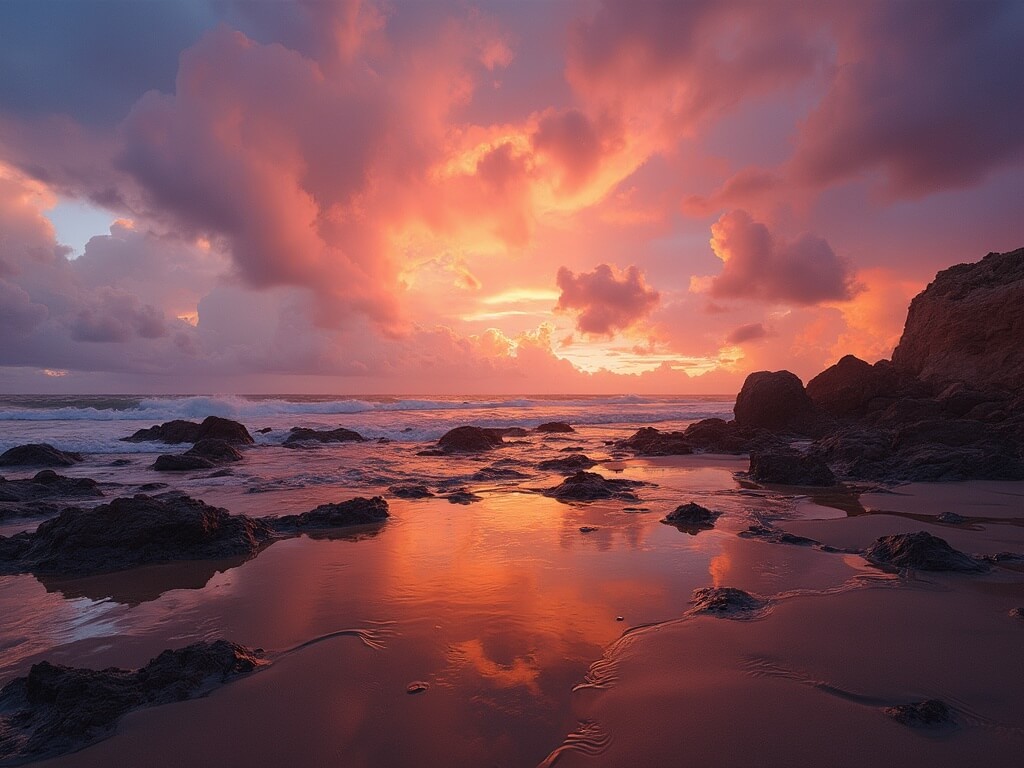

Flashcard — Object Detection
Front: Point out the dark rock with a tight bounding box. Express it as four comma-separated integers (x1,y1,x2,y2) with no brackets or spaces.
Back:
110,459,132,466
1010,607,1024,620
493,427,530,438
864,531,986,572
0,471,102,503
138,482,168,492
538,454,597,472
536,422,574,433
471,466,529,481
936,511,967,524
0,494,274,577
185,438,244,463
257,427,272,434
272,497,389,530
806,356,897,417
0,444,83,468
437,426,504,453
444,489,482,505
0,640,261,763
542,471,641,502
682,418,778,453
406,681,429,694
579,526,598,533
884,699,954,728
738,524,819,547
662,502,720,532
152,454,216,472
733,370,817,433
208,469,234,478
690,587,766,617
123,416,253,445
892,248,1024,393
749,449,837,486
196,416,254,445
283,426,365,446
618,427,692,456
388,484,434,499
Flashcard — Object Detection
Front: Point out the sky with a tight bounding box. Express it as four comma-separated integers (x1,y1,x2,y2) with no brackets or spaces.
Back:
0,0,1022,395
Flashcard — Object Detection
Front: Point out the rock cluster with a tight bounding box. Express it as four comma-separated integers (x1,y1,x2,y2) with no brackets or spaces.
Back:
864,531,986,573
0,444,83,468
123,416,254,445
283,426,365,446
542,471,641,502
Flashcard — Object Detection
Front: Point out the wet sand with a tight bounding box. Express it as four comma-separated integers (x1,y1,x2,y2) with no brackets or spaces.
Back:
2,447,1021,766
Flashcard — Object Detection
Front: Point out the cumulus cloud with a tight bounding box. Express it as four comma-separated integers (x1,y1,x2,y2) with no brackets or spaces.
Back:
69,289,166,342
705,209,860,305
556,263,660,335
0,278,48,332
531,109,605,193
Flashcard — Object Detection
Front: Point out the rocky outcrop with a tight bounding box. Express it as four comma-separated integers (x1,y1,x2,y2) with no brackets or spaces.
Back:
0,641,261,764
689,587,766,618
892,248,1024,393
538,454,597,472
619,420,778,456
437,426,505,453
152,454,215,472
749,448,837,486
0,471,104,521
536,422,574,433
153,438,246,472
123,416,254,445
733,371,818,433
0,444,83,468
662,502,720,532
271,497,389,530
388,484,434,498
805,355,898,417
864,531,986,572
283,426,365,446
542,471,641,502
884,699,954,728
619,426,692,455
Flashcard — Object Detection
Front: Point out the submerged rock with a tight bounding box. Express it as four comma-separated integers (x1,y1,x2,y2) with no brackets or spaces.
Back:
662,502,720,532
437,426,505,453
283,426,365,446
883,699,954,728
536,422,574,433
152,454,215,472
864,531,986,572
388,484,434,499
749,449,837,486
471,466,529,481
542,471,641,502
538,454,597,472
123,416,254,445
690,587,766,617
0,444,84,468
271,497,389,530
444,489,482,505
738,524,820,547
0,640,261,764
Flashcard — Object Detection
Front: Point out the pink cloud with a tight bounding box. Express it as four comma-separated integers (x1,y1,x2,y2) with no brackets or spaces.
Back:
707,209,861,305
556,263,660,335
726,322,769,344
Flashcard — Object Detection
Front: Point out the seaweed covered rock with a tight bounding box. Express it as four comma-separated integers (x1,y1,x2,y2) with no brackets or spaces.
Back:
542,471,641,502
283,427,365,446
0,641,261,764
864,531,986,572
0,493,274,577
437,426,505,453
271,497,389,530
0,444,83,468
749,448,837,486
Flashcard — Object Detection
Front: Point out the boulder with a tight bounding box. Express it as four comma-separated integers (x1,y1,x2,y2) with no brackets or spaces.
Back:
185,438,244,463
689,587,766,617
682,418,778,453
388,484,434,499
662,502,720,532
283,427,365,446
618,427,692,456
892,248,1024,393
0,470,102,503
749,449,837,486
0,641,261,764
0,444,83,468
271,497,389,530
538,454,597,472
805,355,897,417
864,531,986,572
123,416,253,445
152,454,216,472
733,370,817,432
437,426,504,453
536,422,574,433
542,471,641,502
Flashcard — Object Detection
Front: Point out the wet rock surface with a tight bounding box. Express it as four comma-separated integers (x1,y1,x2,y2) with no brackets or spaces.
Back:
662,502,720,532
738,524,821,548
185,438,244,463
542,471,642,502
0,471,104,521
749,449,837,487
271,497,390,530
538,454,597,472
864,531,987,573
123,416,254,445
883,699,955,728
0,640,262,764
437,426,505,453
443,489,483,505
283,427,365,446
388,484,434,498
536,422,574,433
0,444,83,468
152,454,216,472
619,420,777,456
689,587,767,617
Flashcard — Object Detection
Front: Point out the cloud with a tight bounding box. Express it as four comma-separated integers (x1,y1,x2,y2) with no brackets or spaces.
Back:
531,108,605,193
556,263,660,335
69,288,166,342
0,278,48,332
726,322,768,344
705,209,861,305
793,0,1024,196
682,168,783,217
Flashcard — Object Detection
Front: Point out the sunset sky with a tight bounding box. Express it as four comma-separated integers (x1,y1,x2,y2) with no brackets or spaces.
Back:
1,0,1022,394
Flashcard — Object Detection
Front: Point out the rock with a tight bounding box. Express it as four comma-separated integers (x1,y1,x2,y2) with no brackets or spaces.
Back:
283,427,365,446
618,427,692,456
437,426,504,453
542,471,641,502
1009,607,1024,620
184,438,244,463
536,422,574,433
406,681,429,694
0,493,275,577
538,454,597,472
257,427,272,434
110,458,132,466
892,248,1024,393
733,370,817,433
0,470,102,503
388,484,434,498
123,416,254,445
493,427,530,438
936,511,967,524
471,466,529,481
0,640,261,764
738,524,820,547
444,489,482,505
152,454,216,472
749,448,837,486
138,482,168,492
864,531,986,572
662,502,720,532
271,497,389,530
805,355,897,417
579,526,599,533
0,444,84,468
689,587,766,617
884,699,954,728
682,418,778,453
